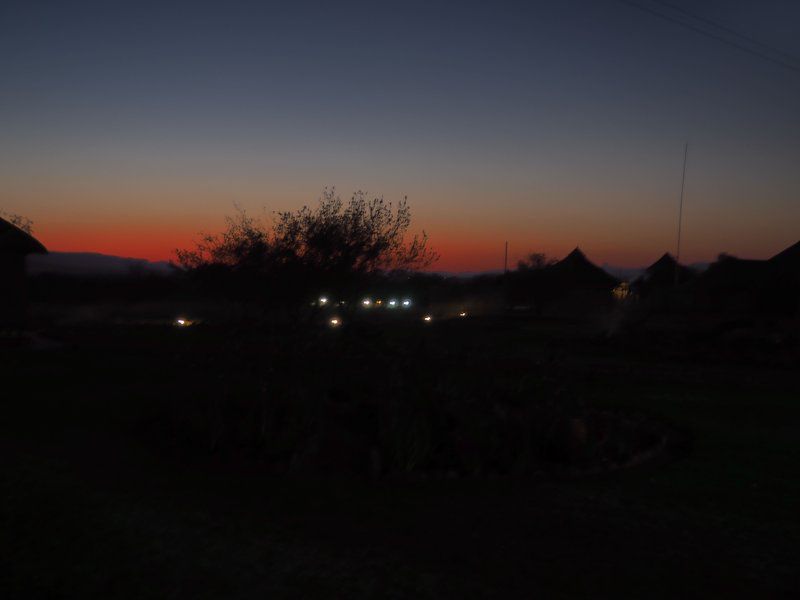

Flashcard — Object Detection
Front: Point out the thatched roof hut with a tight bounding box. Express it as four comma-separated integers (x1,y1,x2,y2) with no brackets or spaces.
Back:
696,241,800,316
631,253,696,304
543,248,619,289
641,253,695,286
507,247,618,315
0,218,47,254
0,217,47,328
769,240,800,269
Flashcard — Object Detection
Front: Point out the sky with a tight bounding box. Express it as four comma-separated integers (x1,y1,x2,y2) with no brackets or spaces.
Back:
2,0,799,271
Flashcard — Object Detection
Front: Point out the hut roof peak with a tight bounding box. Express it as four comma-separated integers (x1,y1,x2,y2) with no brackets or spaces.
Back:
0,217,48,255
770,240,800,265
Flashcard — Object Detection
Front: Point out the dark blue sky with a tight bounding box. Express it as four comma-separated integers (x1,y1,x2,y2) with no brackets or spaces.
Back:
2,0,798,268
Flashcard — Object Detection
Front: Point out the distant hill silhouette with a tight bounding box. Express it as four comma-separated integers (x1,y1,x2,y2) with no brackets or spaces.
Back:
27,252,175,277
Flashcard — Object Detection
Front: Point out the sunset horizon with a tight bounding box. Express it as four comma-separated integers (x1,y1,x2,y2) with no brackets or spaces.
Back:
25,191,800,273
4,1,798,273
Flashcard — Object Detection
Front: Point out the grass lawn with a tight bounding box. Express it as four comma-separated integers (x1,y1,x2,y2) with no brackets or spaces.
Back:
2,317,798,598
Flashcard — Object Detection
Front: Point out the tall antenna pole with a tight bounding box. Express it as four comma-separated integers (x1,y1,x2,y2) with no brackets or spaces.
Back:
675,142,688,284
504,241,509,274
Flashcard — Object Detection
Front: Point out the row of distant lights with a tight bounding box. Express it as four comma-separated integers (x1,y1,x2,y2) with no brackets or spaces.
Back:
319,296,411,309
362,297,412,308
322,295,435,327
175,314,457,328
175,301,463,329
323,297,467,328
329,313,433,327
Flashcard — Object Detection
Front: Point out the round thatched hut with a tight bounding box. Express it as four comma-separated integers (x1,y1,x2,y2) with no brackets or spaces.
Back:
0,217,47,329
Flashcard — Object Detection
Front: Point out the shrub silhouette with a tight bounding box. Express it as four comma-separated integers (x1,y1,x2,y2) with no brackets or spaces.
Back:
177,189,437,306
516,252,555,271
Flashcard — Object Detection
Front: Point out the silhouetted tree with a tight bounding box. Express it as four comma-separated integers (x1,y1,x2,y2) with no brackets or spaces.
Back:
177,189,437,304
517,252,555,271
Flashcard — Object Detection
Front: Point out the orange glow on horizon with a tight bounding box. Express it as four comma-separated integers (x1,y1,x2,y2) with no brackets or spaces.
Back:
34,226,666,272
29,216,797,273
36,222,200,263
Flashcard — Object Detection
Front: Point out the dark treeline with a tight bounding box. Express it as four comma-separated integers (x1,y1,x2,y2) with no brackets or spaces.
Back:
19,190,799,323
28,243,800,322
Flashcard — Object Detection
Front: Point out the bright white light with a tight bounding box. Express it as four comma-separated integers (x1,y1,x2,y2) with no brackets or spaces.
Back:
319,296,329,305
174,318,191,327
402,299,411,307
423,315,432,322
459,311,467,317
362,298,372,307
329,317,341,327
388,299,398,307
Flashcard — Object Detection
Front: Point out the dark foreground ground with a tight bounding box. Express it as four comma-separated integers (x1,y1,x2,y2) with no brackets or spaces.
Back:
2,314,799,598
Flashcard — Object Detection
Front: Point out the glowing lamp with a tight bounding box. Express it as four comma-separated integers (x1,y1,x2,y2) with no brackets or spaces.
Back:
459,311,467,317
329,317,341,327
388,299,398,307
319,296,329,305
402,299,411,307
423,315,432,322
362,298,372,307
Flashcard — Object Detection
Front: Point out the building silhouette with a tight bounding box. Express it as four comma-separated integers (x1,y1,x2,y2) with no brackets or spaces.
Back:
0,217,47,329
